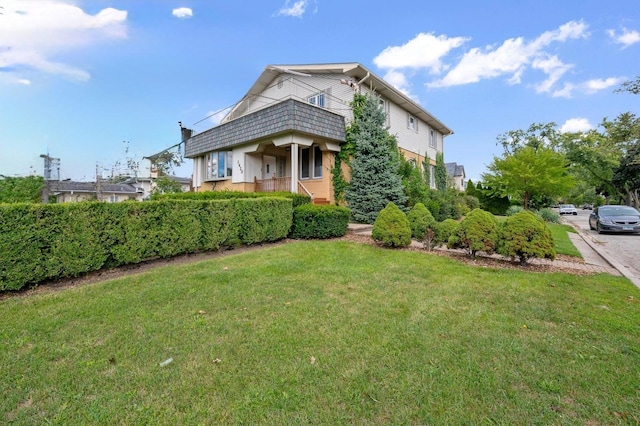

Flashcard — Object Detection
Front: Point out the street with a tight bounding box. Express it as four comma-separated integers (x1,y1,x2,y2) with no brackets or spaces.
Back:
561,208,640,286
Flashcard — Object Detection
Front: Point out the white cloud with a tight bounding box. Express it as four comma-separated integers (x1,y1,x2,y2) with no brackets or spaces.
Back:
607,27,640,48
172,8,193,19
552,77,623,98
276,0,309,18
18,79,31,85
0,0,127,83
560,118,594,133
374,33,469,74
426,20,588,89
382,70,418,101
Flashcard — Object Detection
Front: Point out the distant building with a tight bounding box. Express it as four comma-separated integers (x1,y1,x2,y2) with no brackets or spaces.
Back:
445,162,466,191
48,180,142,203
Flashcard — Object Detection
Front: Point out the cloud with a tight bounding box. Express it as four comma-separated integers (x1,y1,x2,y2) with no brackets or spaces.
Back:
172,8,193,19
560,118,594,133
607,27,640,48
427,20,588,88
552,77,624,98
276,0,310,18
374,33,470,74
0,0,127,83
382,70,417,101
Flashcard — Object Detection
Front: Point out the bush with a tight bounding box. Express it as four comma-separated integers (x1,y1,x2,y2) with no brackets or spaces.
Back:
372,202,411,248
431,219,459,248
407,203,435,241
447,208,498,257
497,210,556,265
0,198,293,291
537,207,561,224
506,205,525,216
152,191,311,208
290,204,350,239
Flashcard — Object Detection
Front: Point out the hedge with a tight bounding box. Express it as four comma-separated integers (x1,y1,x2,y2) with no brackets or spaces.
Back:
0,198,292,291
151,190,311,208
290,204,350,239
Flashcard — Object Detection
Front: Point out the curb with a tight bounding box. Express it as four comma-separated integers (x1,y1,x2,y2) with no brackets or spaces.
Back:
570,224,640,290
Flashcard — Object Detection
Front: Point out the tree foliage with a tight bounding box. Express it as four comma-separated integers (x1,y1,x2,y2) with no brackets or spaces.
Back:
434,152,447,191
616,75,640,95
345,95,407,224
0,175,44,203
482,145,574,209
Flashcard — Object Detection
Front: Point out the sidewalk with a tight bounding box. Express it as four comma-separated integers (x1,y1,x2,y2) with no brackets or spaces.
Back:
347,223,622,276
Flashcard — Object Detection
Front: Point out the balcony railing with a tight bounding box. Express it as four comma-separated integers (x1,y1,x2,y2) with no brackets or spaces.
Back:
254,176,291,193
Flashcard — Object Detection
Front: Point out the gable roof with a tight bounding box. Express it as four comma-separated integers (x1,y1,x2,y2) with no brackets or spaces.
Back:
225,62,453,136
445,162,465,178
48,181,140,194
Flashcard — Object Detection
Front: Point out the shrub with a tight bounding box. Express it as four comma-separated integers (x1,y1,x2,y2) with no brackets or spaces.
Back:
497,210,556,265
447,208,498,257
152,191,311,208
537,207,561,224
290,204,350,239
372,202,411,248
431,219,459,248
407,203,435,241
506,205,525,216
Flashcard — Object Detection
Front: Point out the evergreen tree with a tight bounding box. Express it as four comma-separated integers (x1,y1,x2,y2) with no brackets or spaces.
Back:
435,152,447,191
345,95,407,223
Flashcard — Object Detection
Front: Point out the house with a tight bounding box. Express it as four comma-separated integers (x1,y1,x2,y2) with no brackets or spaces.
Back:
445,162,466,191
123,175,192,200
184,63,453,204
48,180,142,203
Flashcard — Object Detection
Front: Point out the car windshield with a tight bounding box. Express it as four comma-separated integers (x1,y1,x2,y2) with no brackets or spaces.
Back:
561,204,574,208
599,206,640,216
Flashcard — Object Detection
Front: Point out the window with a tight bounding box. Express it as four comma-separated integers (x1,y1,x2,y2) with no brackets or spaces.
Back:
407,113,417,132
379,98,390,126
205,151,233,180
300,145,323,179
429,165,435,188
308,92,325,108
429,129,436,148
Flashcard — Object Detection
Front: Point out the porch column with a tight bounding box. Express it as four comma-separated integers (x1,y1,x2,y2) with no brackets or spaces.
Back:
290,143,298,193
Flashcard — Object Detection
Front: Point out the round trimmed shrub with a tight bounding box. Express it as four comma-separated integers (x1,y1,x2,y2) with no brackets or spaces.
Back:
537,207,561,224
372,202,411,248
407,203,435,241
497,210,555,265
290,204,350,239
432,219,459,248
506,205,525,216
447,208,498,257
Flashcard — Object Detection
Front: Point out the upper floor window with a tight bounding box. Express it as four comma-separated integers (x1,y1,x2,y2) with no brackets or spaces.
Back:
308,92,325,108
407,113,417,132
429,129,436,148
300,145,323,179
205,151,233,181
379,98,390,126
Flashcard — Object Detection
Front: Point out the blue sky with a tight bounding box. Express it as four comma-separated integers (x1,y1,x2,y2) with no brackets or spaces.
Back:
1,0,638,182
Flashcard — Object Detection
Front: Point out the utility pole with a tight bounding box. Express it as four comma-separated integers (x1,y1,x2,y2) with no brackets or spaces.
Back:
96,163,102,202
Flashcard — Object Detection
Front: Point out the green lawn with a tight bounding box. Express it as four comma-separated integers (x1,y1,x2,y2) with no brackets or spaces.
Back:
548,222,582,257
2,240,639,424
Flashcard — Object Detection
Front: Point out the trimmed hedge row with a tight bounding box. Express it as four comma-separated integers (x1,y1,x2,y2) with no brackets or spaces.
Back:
0,198,293,291
152,191,311,208
290,204,350,239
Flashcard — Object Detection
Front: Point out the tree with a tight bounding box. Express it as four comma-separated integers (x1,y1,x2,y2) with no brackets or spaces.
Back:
0,175,44,203
398,155,428,207
434,152,447,191
497,122,561,154
345,95,407,223
616,75,640,95
152,176,184,195
613,142,640,208
482,145,574,209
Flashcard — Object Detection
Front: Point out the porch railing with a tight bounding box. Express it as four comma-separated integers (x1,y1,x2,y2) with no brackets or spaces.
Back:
254,176,291,193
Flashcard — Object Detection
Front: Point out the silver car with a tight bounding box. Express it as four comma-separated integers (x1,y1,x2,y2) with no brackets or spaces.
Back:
589,205,640,234
559,204,578,215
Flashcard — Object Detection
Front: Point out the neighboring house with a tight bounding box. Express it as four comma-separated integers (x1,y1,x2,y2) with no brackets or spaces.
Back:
48,180,142,203
445,162,466,191
184,63,454,204
123,176,192,200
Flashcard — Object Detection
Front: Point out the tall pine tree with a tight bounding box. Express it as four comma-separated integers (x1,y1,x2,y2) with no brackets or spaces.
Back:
345,95,407,223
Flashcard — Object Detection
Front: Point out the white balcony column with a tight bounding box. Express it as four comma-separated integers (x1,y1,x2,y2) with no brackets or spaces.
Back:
290,143,298,193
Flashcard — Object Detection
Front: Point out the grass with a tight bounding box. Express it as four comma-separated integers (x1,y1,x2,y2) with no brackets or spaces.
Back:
2,240,640,424
548,222,582,257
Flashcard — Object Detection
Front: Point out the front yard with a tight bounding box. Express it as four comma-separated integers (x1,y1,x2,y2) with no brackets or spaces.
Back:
2,239,639,424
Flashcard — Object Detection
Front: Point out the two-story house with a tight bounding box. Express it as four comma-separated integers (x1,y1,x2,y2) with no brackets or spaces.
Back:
184,63,453,204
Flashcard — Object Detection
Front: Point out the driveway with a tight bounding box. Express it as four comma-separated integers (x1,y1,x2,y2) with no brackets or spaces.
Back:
561,208,640,288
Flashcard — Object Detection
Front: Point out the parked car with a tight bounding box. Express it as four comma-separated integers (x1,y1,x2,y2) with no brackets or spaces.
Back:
589,205,640,234
559,204,578,215
582,204,593,210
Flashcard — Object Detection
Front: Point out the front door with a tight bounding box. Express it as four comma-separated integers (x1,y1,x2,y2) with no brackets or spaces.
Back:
262,155,277,179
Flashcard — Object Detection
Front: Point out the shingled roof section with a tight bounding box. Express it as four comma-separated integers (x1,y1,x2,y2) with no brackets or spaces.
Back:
445,162,465,178
185,98,346,158
48,181,139,194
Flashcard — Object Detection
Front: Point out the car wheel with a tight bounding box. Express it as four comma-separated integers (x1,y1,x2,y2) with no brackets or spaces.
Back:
596,224,603,234
589,221,595,230
573,212,577,215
